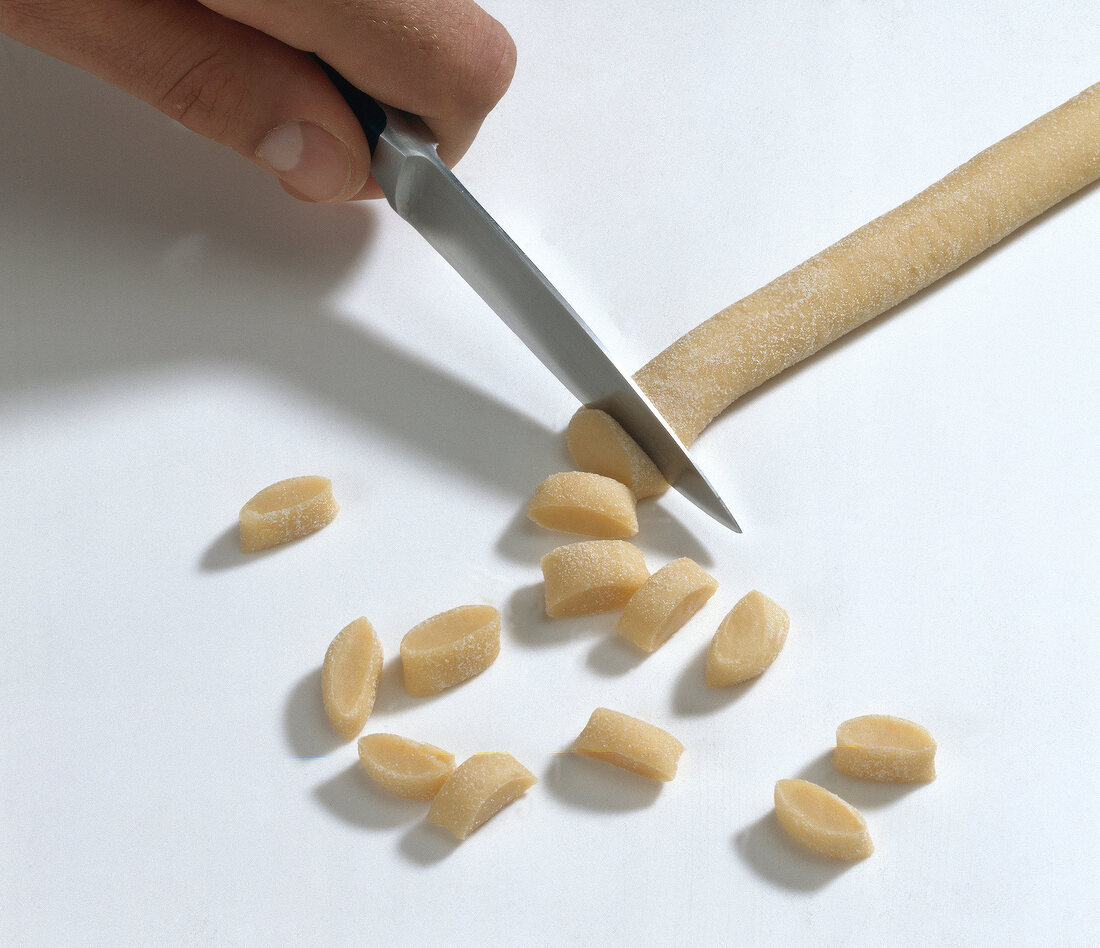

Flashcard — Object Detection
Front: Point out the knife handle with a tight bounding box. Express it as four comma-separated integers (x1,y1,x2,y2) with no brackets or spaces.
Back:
312,56,388,153
312,56,444,209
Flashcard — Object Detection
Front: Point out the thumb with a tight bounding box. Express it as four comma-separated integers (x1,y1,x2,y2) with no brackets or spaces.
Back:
2,0,373,202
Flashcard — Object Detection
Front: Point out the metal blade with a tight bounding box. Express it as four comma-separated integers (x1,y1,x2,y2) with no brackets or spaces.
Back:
375,133,740,533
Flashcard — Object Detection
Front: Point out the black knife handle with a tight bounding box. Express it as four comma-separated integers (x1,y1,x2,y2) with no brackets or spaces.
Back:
312,56,387,153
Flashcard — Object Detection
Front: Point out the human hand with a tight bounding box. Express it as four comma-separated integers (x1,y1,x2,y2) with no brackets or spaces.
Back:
1,0,516,202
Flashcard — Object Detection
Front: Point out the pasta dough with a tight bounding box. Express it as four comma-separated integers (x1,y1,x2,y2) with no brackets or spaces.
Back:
400,605,501,697
427,752,537,840
527,471,639,538
833,715,937,783
566,408,669,498
616,557,718,652
774,778,873,860
321,617,384,740
239,475,338,552
569,83,1100,467
572,707,684,781
705,591,789,688
540,540,649,617
357,733,456,799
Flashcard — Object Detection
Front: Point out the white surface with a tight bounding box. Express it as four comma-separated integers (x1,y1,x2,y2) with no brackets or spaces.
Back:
2,3,1098,945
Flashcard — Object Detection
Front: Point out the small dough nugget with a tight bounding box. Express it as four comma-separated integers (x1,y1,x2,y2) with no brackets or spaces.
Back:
427,752,537,840
774,778,873,861
527,471,639,538
566,408,669,499
322,617,384,740
705,591,789,688
617,557,718,652
400,605,501,697
834,715,937,783
239,475,338,552
358,733,456,800
540,540,649,617
572,707,684,782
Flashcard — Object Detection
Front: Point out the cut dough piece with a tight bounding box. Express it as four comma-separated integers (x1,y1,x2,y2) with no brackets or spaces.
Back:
566,408,669,499
540,540,649,617
321,617,384,740
527,471,639,538
427,752,537,840
572,707,684,782
400,605,501,697
774,778,873,860
834,715,937,783
617,557,719,652
705,591,789,688
357,733,456,800
239,475,338,552
569,83,1100,461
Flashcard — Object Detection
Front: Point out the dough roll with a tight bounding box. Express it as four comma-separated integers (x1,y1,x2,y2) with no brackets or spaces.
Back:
634,82,1100,445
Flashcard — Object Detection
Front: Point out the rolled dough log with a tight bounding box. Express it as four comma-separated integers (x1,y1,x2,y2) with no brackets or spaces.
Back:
571,82,1099,472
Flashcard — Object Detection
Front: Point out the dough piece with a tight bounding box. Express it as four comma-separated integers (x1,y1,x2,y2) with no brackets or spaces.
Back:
540,540,649,617
616,557,719,652
572,707,684,781
321,617,384,740
566,408,669,499
400,605,501,697
527,471,639,538
357,733,456,800
833,715,937,783
427,752,537,840
571,83,1100,460
774,778,873,860
705,590,789,688
239,475,338,552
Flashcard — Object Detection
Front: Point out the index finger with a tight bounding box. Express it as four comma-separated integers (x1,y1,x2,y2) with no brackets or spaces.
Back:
197,0,516,168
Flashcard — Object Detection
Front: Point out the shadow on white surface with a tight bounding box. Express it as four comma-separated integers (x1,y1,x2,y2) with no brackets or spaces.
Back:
314,762,425,830
585,635,647,677
671,643,763,716
199,525,253,572
199,523,309,572
505,583,613,648
283,668,343,759
633,503,715,567
734,811,856,892
495,504,571,565
542,750,663,812
370,659,454,716
398,821,461,865
1,45,558,499
794,751,928,810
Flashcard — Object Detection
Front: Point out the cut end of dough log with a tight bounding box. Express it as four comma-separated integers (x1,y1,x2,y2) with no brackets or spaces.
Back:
427,752,537,840
357,733,456,800
617,557,719,652
774,778,873,860
239,475,338,552
565,409,670,500
527,471,639,538
833,714,937,783
321,617,384,741
572,707,684,781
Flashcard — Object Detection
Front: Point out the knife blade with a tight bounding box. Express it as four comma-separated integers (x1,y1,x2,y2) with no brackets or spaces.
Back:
318,61,741,533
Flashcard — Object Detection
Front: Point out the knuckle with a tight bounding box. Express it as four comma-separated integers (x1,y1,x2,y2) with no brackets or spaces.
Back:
155,44,248,141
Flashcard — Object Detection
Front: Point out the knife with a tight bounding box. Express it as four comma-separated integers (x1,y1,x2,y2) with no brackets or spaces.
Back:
317,60,741,533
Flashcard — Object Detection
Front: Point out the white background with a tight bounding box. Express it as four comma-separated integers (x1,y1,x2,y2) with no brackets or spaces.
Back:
2,2,1098,945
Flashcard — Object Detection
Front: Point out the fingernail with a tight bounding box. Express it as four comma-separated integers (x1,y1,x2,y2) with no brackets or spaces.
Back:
256,121,351,202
